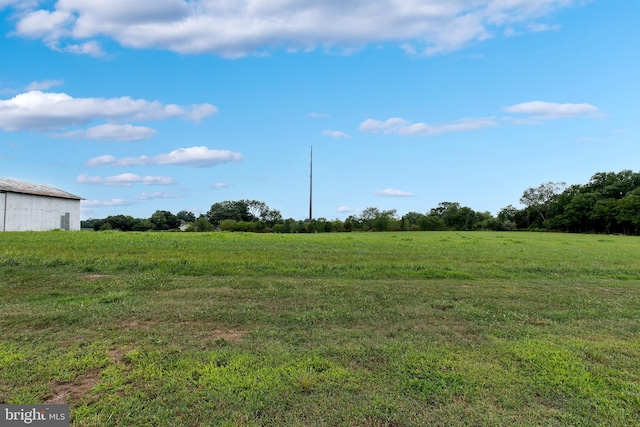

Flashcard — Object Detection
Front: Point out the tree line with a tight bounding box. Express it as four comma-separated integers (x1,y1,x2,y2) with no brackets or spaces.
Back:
82,170,640,235
512,170,640,234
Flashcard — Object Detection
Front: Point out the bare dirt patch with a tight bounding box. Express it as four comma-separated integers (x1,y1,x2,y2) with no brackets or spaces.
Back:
45,370,101,405
123,320,248,341
108,348,127,364
44,349,132,405
204,329,248,342
124,319,161,331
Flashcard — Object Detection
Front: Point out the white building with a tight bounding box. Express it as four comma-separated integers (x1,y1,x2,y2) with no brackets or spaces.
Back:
0,178,83,231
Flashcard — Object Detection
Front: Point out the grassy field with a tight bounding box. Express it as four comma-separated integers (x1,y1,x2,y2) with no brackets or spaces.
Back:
0,231,639,426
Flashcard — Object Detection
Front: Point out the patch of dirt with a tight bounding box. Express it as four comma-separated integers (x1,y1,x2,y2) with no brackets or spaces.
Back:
124,319,160,330
108,348,127,364
44,348,132,406
123,320,249,342
44,370,101,405
204,329,248,342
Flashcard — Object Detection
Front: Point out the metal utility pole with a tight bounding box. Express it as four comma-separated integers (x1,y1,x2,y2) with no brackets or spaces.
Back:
309,145,313,222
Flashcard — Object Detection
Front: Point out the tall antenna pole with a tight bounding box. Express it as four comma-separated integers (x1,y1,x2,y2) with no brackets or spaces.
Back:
309,145,313,222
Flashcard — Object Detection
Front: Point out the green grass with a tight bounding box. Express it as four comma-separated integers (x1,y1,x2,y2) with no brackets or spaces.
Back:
0,231,639,426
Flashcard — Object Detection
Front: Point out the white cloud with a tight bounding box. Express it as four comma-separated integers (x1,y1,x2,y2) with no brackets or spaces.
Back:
361,100,601,138
212,182,230,189
0,91,218,132
86,146,244,168
501,116,544,126
527,23,561,33
6,1,583,57
81,198,134,207
0,0,25,8
53,40,106,57
59,124,158,141
360,117,409,134
375,188,416,197
337,206,359,213
322,130,351,138
360,116,497,136
135,191,182,200
504,101,601,119
26,79,64,91
76,173,177,187
14,9,73,40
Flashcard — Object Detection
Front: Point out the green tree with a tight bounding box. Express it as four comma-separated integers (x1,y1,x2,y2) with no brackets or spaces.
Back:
590,198,619,234
430,202,460,218
262,209,283,227
403,212,426,229
150,210,180,230
176,210,196,223
564,192,599,232
331,219,344,232
359,207,380,230
245,200,267,221
219,219,239,231
131,219,154,231
99,215,139,231
186,216,214,232
418,215,446,231
587,170,640,199
206,201,251,227
372,209,397,232
520,181,566,226
449,206,479,231
617,189,640,235
498,205,518,223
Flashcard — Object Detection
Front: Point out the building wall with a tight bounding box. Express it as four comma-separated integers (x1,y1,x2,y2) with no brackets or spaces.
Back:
2,192,81,231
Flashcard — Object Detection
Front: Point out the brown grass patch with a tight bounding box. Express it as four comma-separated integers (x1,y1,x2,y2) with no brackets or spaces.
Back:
45,370,101,405
204,329,249,342
122,319,249,342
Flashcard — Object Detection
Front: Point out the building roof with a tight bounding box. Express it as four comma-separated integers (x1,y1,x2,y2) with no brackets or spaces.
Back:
0,178,83,200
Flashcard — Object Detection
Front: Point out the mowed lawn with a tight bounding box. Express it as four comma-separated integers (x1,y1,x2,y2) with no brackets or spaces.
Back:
0,231,638,426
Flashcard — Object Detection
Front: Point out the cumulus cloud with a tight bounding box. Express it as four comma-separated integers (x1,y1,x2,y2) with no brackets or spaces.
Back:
86,146,244,168
504,101,601,120
360,116,497,136
322,130,351,138
0,91,218,132
76,173,177,187
135,191,182,200
59,124,158,141
5,1,583,57
375,188,416,197
212,182,230,189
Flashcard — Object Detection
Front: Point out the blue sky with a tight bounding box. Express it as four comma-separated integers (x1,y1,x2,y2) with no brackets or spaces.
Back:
0,0,638,221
